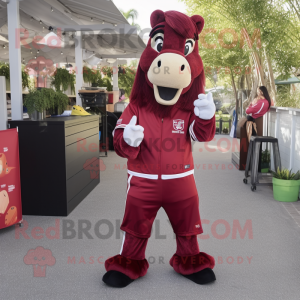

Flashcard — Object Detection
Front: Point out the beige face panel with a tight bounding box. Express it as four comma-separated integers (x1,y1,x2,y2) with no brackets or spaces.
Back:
147,53,192,106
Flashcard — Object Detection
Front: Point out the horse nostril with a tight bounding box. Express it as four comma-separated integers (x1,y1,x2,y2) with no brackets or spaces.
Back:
181,65,185,71
158,60,161,68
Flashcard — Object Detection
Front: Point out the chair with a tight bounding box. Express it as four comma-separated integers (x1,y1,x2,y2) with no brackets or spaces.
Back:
244,136,281,191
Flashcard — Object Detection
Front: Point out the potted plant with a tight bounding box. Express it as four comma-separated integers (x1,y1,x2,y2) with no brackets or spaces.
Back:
0,63,30,91
24,88,69,120
83,66,97,85
51,68,75,94
21,66,30,91
83,67,112,91
271,168,300,202
261,149,270,173
118,65,137,97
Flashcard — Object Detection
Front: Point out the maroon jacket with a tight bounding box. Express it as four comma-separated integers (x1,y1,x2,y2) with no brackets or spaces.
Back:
113,104,215,176
246,99,270,119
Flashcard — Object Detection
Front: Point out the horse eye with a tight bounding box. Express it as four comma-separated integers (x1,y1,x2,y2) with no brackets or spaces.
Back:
184,44,190,55
151,34,164,53
184,41,194,56
154,38,163,52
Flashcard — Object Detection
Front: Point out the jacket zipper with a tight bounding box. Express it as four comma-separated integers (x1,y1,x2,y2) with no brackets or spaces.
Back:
159,118,163,178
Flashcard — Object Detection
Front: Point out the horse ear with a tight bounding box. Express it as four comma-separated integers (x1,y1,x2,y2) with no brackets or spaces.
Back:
150,10,165,28
191,15,205,35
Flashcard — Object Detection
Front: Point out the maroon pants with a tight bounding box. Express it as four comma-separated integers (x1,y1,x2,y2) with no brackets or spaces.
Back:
105,172,215,279
105,232,215,280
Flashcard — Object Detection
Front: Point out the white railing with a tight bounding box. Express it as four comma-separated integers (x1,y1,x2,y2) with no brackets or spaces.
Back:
265,107,300,172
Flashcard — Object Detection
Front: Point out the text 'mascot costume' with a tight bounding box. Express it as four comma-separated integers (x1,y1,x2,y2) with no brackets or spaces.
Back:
103,10,216,287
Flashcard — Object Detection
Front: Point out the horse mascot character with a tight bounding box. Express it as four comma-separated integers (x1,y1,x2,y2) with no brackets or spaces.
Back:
103,10,216,287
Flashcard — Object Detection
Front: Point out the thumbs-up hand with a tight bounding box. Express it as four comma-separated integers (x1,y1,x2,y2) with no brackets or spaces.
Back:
123,116,144,147
194,92,216,120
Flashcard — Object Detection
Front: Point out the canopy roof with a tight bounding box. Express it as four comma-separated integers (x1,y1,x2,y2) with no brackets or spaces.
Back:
0,0,145,64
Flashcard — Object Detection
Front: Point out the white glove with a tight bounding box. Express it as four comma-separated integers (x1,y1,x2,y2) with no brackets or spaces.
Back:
123,116,144,147
194,92,216,120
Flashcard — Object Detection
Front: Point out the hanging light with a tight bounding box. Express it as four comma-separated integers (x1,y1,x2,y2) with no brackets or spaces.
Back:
91,17,93,22
34,56,37,59
102,21,105,24
39,20,42,24
2,45,5,49
49,26,53,31
37,50,39,54
30,17,34,21
61,51,63,55
30,50,33,54
51,7,54,12
114,24,117,27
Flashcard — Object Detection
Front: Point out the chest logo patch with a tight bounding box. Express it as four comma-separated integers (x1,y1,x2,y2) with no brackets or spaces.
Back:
172,119,184,134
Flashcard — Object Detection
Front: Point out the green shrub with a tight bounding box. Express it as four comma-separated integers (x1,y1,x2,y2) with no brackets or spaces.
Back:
271,168,300,180
51,68,75,94
221,114,231,121
118,65,137,97
261,149,270,163
24,88,69,114
276,87,300,108
215,113,231,121
82,67,112,91
0,62,30,89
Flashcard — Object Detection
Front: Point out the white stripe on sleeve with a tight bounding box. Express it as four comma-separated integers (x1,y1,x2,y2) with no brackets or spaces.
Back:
189,120,199,142
254,102,264,115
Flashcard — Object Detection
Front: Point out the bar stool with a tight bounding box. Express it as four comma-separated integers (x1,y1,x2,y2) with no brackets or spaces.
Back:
243,136,281,191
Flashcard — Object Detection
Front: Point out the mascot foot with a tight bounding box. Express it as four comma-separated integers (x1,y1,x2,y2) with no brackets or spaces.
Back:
182,268,216,285
102,270,134,288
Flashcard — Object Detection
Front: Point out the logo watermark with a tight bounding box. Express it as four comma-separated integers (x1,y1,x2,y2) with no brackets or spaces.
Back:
16,218,253,241
23,246,56,277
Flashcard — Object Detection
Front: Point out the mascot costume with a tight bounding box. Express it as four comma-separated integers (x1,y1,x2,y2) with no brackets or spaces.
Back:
103,10,216,287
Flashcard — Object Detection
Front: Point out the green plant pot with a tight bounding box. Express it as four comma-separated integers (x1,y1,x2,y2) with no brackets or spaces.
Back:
272,178,300,202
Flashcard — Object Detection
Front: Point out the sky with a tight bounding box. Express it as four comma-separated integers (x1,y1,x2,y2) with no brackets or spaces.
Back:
112,0,187,31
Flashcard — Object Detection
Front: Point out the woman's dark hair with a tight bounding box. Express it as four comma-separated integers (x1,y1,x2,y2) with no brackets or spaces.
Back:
258,86,272,108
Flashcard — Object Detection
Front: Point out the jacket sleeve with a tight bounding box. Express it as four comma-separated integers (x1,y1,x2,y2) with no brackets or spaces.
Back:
189,114,216,142
113,104,140,159
246,101,264,115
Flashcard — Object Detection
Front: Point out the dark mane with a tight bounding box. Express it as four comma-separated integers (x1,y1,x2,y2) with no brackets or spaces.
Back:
165,11,198,39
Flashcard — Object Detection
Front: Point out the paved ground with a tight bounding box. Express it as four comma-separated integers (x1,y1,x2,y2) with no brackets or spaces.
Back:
1,136,300,300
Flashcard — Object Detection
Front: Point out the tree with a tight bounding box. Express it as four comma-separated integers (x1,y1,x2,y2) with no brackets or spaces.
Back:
182,0,300,108
119,8,141,30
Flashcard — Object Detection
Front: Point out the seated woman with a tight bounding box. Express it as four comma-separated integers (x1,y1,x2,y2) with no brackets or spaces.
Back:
245,86,273,172
246,86,273,121
245,86,273,137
